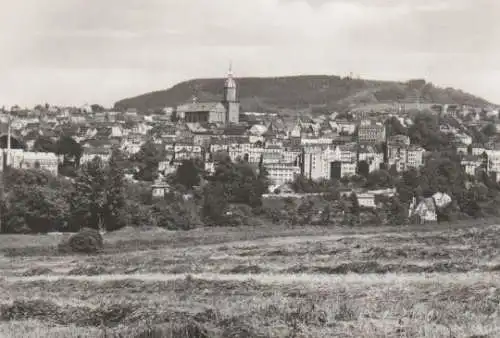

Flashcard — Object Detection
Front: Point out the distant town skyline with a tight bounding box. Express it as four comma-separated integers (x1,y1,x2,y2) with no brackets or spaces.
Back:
0,0,498,107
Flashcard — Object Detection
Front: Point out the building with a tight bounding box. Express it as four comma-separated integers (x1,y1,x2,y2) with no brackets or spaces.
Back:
21,152,60,176
485,149,500,180
406,145,425,169
175,67,240,124
357,120,386,143
386,135,424,172
80,148,111,165
265,162,301,186
330,161,357,179
151,178,171,198
358,145,384,173
302,145,357,180
0,150,59,176
454,133,472,146
176,101,227,124
409,197,437,223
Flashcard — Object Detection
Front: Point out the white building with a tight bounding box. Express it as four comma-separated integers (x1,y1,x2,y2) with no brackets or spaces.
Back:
80,149,111,165
387,135,424,172
455,133,472,146
485,149,500,180
406,146,425,169
358,145,384,173
265,162,301,186
302,145,357,180
0,150,59,176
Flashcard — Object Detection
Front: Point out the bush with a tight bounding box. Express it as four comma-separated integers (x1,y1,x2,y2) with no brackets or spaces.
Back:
224,204,260,227
58,228,103,254
119,201,156,228
152,199,201,230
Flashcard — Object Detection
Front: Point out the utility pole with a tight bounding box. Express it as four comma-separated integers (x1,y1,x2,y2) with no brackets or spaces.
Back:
0,108,11,233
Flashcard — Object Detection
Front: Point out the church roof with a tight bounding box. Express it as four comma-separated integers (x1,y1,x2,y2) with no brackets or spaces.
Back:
176,102,223,113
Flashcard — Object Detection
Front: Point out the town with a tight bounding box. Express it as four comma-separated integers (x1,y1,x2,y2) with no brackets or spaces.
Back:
0,69,499,229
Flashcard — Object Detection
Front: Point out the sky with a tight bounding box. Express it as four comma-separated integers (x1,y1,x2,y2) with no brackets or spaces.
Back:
0,0,498,108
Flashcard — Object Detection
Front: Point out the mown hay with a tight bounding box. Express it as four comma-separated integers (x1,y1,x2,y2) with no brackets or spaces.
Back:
114,321,212,338
68,265,107,276
0,299,137,327
21,267,54,277
58,228,104,254
219,316,268,338
221,265,265,274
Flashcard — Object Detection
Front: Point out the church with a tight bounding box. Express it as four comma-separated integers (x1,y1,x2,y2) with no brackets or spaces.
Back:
175,67,240,125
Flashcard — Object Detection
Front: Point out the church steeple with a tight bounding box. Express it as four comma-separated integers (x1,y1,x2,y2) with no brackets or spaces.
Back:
224,62,237,102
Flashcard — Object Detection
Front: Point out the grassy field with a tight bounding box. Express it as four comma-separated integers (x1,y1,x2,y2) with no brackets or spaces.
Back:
1,223,500,337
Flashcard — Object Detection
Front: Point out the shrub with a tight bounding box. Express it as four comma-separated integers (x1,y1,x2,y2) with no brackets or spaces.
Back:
58,227,104,254
152,199,201,230
119,201,156,228
225,204,260,227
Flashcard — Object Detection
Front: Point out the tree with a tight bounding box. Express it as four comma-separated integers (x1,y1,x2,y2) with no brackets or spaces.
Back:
173,159,203,190
210,159,267,207
297,199,315,225
350,192,360,215
56,136,83,167
407,112,451,151
133,140,163,182
91,104,105,113
481,123,497,138
357,160,370,177
202,181,229,225
102,149,126,231
365,169,394,189
2,168,72,233
70,157,107,231
385,117,407,137
33,136,57,153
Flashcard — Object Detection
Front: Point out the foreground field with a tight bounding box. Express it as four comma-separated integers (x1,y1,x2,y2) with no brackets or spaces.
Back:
1,223,500,337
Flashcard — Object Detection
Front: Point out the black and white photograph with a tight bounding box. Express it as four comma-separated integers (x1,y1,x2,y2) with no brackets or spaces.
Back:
0,0,499,337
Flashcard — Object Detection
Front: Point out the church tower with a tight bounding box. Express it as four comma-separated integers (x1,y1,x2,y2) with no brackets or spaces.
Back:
223,63,240,124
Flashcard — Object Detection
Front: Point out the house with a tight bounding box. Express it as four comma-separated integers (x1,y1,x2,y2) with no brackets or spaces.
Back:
152,178,171,199
330,161,357,179
357,120,386,144
174,142,203,161
410,197,437,223
454,132,472,146
265,162,301,186
332,120,356,135
461,155,482,175
80,148,112,165
358,144,384,173
0,150,59,175
302,144,357,180
455,143,469,156
471,144,486,156
387,135,424,172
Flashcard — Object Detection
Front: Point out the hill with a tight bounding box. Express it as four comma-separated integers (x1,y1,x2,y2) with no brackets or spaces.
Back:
114,75,493,114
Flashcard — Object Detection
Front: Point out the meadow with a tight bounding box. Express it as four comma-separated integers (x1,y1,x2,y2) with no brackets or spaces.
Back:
0,223,499,338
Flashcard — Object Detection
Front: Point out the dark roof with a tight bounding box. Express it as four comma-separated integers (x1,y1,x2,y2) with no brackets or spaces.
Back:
223,125,248,136
176,102,221,112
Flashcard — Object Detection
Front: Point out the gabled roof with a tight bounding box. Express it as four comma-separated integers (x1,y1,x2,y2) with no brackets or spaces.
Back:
222,124,248,136
176,102,222,112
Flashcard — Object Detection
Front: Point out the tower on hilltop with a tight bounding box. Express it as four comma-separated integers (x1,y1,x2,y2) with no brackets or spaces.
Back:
223,63,240,124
